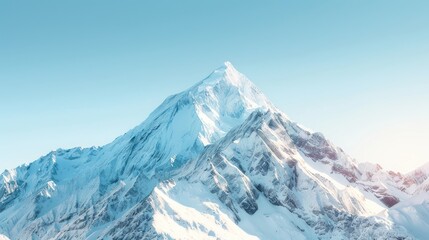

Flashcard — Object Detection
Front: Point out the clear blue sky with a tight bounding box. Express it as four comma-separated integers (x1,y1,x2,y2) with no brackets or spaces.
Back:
1,0,428,172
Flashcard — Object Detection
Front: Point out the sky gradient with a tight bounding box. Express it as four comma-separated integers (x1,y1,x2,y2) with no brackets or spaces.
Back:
1,0,428,172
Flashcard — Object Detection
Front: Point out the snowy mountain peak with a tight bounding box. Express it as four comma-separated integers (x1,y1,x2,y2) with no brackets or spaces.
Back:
217,61,243,85
102,62,278,178
223,60,234,68
190,62,275,113
209,61,241,85
218,61,236,73
194,61,254,89
0,63,426,240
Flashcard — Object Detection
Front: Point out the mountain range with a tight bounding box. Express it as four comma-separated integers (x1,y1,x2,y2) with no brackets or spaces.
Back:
1,62,428,239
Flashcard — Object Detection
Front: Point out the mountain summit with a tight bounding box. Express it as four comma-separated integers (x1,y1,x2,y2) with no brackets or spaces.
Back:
106,62,275,177
0,63,427,239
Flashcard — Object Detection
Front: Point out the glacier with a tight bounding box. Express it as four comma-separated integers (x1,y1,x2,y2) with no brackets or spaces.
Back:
0,62,428,239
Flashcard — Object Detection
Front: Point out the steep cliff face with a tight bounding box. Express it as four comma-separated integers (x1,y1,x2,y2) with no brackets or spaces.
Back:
0,62,425,239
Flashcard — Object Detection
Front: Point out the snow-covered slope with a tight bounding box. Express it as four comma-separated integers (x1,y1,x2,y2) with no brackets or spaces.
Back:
389,192,429,240
0,234,10,240
0,62,426,239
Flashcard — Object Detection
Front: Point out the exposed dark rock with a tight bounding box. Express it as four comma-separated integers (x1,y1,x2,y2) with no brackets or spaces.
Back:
332,164,358,183
381,195,400,208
